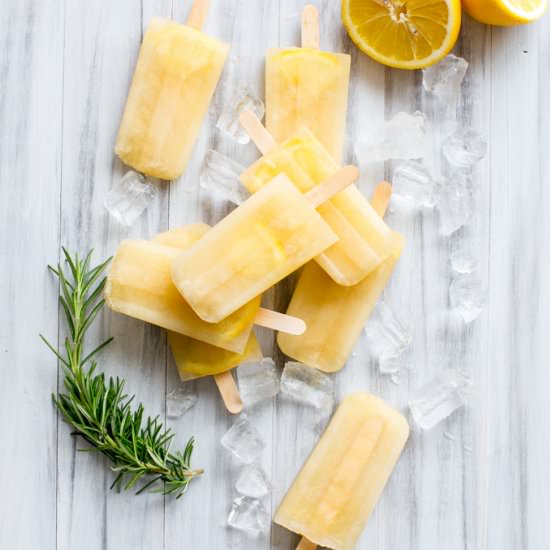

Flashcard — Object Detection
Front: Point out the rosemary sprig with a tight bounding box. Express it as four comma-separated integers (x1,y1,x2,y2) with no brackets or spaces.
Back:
41,248,203,498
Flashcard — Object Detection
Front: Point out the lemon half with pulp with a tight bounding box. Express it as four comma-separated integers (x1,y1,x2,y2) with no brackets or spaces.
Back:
342,0,461,69
463,0,547,25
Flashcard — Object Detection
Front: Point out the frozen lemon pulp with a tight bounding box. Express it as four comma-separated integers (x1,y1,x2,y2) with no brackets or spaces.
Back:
342,0,461,69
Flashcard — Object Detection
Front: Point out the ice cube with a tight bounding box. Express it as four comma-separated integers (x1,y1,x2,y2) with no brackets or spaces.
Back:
357,111,428,162
423,54,469,102
379,354,402,375
280,362,334,410
409,369,473,430
442,128,487,169
237,358,280,407
450,273,486,323
450,249,479,274
365,301,412,360
104,170,156,226
436,174,474,236
235,464,271,498
392,161,436,208
221,417,265,464
166,386,198,419
216,85,265,145
199,150,249,205
227,496,270,533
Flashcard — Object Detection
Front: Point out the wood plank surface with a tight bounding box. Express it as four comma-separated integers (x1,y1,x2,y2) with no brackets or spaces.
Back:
1,2,549,549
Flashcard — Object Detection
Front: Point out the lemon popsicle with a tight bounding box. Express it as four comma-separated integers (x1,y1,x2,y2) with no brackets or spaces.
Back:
105,239,260,353
151,224,262,383
275,392,409,550
169,331,262,382
266,5,350,163
152,222,211,248
240,114,395,285
278,235,404,372
278,182,404,372
171,170,359,323
115,1,228,180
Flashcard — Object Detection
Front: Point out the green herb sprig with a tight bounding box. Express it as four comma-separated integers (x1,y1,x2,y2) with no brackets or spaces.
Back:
41,248,203,498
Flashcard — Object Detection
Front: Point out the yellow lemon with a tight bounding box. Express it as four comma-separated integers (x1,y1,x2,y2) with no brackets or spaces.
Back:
342,0,461,69
463,0,547,25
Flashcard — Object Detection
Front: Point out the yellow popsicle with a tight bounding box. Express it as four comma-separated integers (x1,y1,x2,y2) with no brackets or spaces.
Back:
115,17,228,180
151,223,262,381
105,239,260,353
266,46,350,163
171,174,339,323
274,392,410,550
152,222,210,248
169,331,262,382
277,233,404,373
241,127,395,286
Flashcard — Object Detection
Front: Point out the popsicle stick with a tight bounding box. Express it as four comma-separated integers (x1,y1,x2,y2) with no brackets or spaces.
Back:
305,165,359,208
370,180,392,218
254,308,306,335
214,371,243,414
239,110,277,155
296,537,317,550
240,110,359,206
301,4,320,49
186,0,210,29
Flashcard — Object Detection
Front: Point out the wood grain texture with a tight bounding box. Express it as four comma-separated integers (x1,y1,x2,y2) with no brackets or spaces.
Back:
1,1,549,549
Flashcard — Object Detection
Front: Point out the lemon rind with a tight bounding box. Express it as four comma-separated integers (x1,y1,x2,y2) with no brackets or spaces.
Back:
341,0,462,70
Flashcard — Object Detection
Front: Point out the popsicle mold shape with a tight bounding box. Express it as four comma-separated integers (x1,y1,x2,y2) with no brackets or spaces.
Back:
115,2,228,180
171,171,356,323
274,392,410,550
266,5,350,163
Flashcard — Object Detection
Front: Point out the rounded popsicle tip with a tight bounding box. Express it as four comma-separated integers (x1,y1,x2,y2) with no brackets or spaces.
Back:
370,180,393,218
301,4,320,49
226,400,244,415
214,371,244,414
288,317,307,336
342,164,360,181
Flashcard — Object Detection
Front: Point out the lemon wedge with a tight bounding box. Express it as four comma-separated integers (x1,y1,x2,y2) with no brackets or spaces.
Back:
342,0,461,69
463,0,547,25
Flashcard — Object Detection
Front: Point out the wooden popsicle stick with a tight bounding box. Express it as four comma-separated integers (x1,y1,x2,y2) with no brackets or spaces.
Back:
186,0,210,30
254,308,306,335
240,109,360,207
239,110,277,155
214,371,243,414
301,4,320,49
305,165,359,208
296,536,317,550
370,180,392,218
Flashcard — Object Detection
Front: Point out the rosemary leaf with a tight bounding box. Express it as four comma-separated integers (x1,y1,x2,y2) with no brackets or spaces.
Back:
42,249,203,498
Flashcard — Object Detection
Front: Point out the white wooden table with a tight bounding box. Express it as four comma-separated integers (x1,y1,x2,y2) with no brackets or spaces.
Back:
1,1,550,549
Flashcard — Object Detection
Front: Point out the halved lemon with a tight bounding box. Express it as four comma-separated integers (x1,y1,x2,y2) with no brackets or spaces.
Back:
462,0,547,25
342,0,461,69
